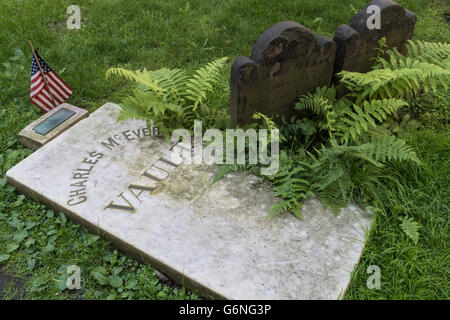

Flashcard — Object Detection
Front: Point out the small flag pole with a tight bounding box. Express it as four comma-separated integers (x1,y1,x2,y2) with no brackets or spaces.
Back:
28,40,57,108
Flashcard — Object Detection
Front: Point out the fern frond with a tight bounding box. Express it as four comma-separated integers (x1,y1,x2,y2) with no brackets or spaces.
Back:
268,198,303,219
335,99,408,143
312,162,345,190
106,67,190,103
107,57,228,131
295,90,336,133
118,89,181,121
380,40,450,69
296,94,331,116
106,68,167,96
318,181,348,215
340,61,450,102
268,153,313,219
297,119,317,141
185,57,228,109
359,135,421,164
252,112,277,132
150,68,189,103
400,216,420,244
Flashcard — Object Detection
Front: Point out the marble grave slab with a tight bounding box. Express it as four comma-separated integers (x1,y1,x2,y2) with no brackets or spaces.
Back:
6,103,372,299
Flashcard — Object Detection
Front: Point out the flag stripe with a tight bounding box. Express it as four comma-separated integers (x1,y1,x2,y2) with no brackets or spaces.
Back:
48,72,72,95
47,77,70,100
31,74,41,84
31,77,43,90
31,96,51,112
31,72,40,81
42,88,62,105
46,82,66,102
30,97,48,112
36,96,52,111
36,93,54,109
50,72,73,92
30,81,45,98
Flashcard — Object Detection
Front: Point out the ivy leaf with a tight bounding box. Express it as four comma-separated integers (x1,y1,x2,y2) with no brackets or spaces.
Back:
106,293,117,300
14,47,24,57
6,243,19,253
42,243,54,253
112,266,123,275
0,176,7,188
58,213,67,225
13,230,28,243
8,217,22,230
24,238,35,248
30,276,48,292
125,279,138,290
25,221,38,230
56,278,68,291
91,266,108,285
27,258,36,271
0,254,10,263
85,234,99,246
108,275,123,288
110,251,118,266
12,195,25,207
56,273,69,291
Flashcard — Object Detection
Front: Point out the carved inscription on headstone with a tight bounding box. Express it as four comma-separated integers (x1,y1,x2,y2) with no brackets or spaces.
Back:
333,0,417,77
230,21,336,125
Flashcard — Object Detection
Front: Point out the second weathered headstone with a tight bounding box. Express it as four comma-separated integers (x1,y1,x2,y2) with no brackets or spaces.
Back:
333,0,417,77
230,21,336,125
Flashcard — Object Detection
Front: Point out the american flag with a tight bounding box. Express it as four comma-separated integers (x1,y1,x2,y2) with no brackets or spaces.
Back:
30,50,73,112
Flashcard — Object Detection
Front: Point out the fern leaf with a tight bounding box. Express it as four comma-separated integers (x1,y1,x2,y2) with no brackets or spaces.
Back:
335,99,408,143
106,68,168,96
185,57,228,109
119,89,181,122
392,40,450,69
339,61,450,102
360,135,421,165
295,94,332,117
267,152,313,219
400,216,420,244
295,91,335,134
268,199,302,219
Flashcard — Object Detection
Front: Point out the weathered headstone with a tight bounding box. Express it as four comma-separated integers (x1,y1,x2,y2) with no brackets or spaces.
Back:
230,21,336,125
333,0,417,77
7,103,373,299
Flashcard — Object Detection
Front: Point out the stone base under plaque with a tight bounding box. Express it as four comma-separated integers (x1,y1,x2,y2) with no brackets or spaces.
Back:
19,103,88,150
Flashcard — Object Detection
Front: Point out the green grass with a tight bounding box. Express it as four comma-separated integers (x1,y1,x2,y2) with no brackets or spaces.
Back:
0,0,449,299
344,128,450,299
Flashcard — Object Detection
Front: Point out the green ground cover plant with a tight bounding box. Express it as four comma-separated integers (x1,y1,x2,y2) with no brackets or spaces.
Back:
0,0,448,299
